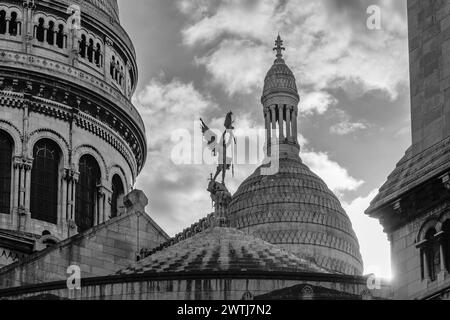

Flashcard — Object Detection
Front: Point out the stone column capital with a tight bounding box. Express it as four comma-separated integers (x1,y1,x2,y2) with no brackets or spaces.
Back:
13,156,33,170
64,168,79,182
97,185,112,197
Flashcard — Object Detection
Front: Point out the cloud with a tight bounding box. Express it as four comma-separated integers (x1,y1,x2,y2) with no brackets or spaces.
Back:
135,78,220,235
196,39,269,95
302,150,364,195
329,109,369,135
343,190,392,279
301,91,338,115
134,77,364,235
178,0,408,109
330,121,368,135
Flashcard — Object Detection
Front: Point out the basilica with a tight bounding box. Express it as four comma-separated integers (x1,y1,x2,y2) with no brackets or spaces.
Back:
0,0,448,300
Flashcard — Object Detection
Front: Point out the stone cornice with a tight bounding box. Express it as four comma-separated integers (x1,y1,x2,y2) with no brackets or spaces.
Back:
0,91,139,178
0,50,143,132
0,70,145,173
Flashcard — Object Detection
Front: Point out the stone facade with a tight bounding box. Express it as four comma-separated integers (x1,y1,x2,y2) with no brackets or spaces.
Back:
366,0,450,300
408,0,450,155
0,0,146,267
0,190,169,289
0,274,389,301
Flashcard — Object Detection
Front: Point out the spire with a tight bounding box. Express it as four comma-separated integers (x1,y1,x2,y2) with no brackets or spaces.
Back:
273,34,285,64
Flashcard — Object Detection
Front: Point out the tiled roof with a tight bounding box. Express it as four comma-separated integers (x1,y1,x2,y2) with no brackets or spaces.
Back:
118,227,329,276
366,137,450,214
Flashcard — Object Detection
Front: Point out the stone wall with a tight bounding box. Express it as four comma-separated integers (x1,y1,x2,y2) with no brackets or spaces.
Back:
0,191,169,289
389,202,450,299
0,274,391,300
408,0,450,155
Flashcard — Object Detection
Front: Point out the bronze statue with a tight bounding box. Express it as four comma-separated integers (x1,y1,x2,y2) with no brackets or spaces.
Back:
200,111,236,185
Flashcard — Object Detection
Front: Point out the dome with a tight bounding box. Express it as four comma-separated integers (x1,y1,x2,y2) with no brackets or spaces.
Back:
228,158,364,276
118,227,329,275
263,62,299,98
262,35,299,99
83,0,120,22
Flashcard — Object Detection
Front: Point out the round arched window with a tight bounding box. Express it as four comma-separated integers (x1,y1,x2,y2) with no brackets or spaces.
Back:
30,139,61,224
0,130,13,214
75,155,100,232
111,175,124,218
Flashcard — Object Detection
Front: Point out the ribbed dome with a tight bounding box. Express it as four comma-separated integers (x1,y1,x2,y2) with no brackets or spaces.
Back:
118,227,329,276
263,61,299,98
83,0,120,22
228,158,364,276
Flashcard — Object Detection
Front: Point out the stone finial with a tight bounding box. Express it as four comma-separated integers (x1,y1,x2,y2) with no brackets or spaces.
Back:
124,189,148,213
273,35,285,64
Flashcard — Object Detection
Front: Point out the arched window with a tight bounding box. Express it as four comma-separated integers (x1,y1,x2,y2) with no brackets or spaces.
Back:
119,66,124,85
30,139,61,224
115,61,120,81
0,131,13,214
94,43,102,66
47,21,54,45
0,11,6,34
79,34,86,58
111,175,124,218
443,221,450,272
110,56,116,77
36,18,45,42
56,24,64,49
87,38,94,63
75,155,100,233
425,228,440,282
9,12,17,36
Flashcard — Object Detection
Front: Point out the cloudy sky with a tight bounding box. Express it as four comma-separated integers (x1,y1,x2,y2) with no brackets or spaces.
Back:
118,0,411,279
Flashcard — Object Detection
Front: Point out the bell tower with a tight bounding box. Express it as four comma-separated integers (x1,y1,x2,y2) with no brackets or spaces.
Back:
366,0,450,300
409,0,450,155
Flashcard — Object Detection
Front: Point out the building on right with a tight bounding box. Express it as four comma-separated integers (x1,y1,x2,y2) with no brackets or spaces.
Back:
366,0,450,300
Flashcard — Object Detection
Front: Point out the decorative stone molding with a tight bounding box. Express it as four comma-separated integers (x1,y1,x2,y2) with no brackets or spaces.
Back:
0,50,143,134
0,119,23,154
0,84,142,176
27,128,70,165
13,156,33,171
72,144,109,181
64,168,79,183
440,173,450,190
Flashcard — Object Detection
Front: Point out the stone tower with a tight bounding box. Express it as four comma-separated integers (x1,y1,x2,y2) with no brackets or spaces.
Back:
262,35,300,160
0,0,146,267
229,36,363,276
366,0,450,300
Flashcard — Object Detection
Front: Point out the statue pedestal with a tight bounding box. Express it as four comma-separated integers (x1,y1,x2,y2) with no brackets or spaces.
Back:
207,181,232,227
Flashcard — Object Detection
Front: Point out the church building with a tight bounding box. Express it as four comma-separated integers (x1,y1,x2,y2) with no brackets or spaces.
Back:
0,0,447,300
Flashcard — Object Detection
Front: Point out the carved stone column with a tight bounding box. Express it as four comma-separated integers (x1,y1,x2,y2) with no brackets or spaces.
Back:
100,185,112,222
264,108,271,156
13,156,33,232
286,106,292,142
97,186,110,224
436,231,448,282
270,105,276,135
292,109,298,143
278,105,284,141
22,0,36,53
64,167,79,237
